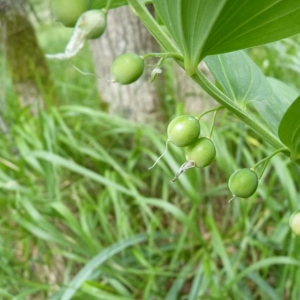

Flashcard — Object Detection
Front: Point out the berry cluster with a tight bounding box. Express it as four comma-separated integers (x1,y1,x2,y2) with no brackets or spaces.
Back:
150,112,261,200
166,115,216,182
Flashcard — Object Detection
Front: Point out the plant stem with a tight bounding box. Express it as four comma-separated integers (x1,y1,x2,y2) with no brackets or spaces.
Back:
252,147,290,178
141,52,184,61
208,109,220,138
127,0,286,151
197,105,223,120
191,70,285,149
104,0,112,11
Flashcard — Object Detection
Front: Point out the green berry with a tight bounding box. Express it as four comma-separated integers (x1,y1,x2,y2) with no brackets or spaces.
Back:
79,10,107,40
171,137,215,182
51,0,90,27
228,168,258,198
167,115,200,147
289,211,300,235
186,137,216,168
111,53,144,85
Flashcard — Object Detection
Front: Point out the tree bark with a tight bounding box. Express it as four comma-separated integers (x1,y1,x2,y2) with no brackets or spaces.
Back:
0,0,55,113
89,5,163,123
89,5,216,123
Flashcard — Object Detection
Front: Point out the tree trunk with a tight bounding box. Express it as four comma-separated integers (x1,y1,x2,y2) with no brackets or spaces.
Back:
89,5,216,123
89,5,163,123
0,0,55,113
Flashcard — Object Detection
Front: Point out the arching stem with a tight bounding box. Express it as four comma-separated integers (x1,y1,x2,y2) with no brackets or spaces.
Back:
104,0,113,11
252,147,290,179
141,52,184,61
197,105,223,121
208,106,224,138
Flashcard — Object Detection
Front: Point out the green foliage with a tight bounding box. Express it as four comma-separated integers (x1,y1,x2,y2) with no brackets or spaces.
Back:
153,0,300,75
90,0,127,9
278,96,300,162
0,105,300,299
129,0,300,157
1,105,300,299
248,38,300,92
205,51,296,133
36,23,100,107
152,0,226,75
3,0,300,299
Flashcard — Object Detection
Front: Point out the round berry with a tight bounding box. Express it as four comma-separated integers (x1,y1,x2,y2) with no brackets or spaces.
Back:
289,211,300,235
79,10,107,40
167,115,200,147
111,53,144,85
51,0,90,27
228,168,258,198
186,137,216,168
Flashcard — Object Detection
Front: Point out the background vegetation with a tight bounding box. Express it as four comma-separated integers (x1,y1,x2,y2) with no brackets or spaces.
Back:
1,2,300,299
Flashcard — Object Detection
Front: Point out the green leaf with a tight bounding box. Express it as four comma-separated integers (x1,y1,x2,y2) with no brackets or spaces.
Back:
278,95,300,161
153,0,226,75
205,51,295,133
205,51,271,108
61,234,147,300
51,233,164,300
153,0,300,74
31,151,136,197
267,77,298,107
80,281,132,299
202,0,300,57
90,0,127,9
266,77,298,130
226,256,300,290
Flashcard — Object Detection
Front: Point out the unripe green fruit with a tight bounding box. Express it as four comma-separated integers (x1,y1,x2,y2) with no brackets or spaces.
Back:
51,0,90,27
167,115,200,147
186,137,216,168
78,9,107,39
289,211,300,235
111,53,144,85
228,168,258,198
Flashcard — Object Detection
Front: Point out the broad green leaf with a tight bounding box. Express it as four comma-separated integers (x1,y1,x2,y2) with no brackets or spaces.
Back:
267,77,299,103
91,0,127,9
153,0,226,75
202,0,300,57
265,77,298,130
205,51,272,108
153,0,300,74
205,51,295,133
278,96,300,161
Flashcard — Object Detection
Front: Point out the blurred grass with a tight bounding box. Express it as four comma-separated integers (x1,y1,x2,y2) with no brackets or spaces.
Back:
1,3,300,300
1,105,300,299
38,22,101,108
248,36,300,92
